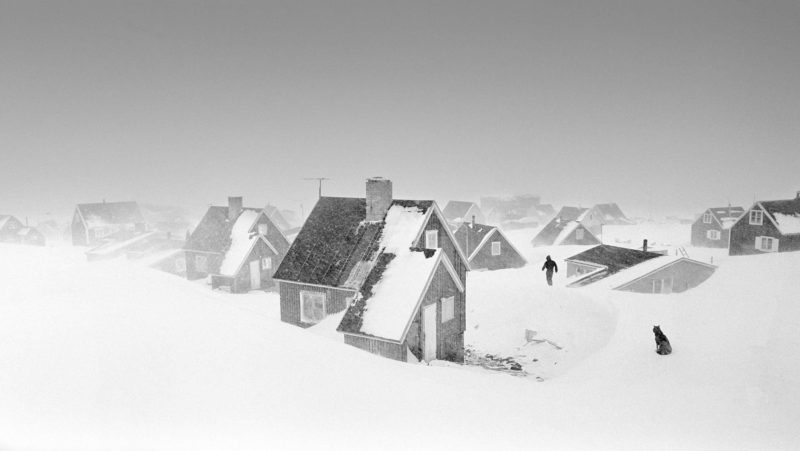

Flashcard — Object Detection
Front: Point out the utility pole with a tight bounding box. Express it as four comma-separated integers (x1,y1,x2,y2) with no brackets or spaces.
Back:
304,177,330,199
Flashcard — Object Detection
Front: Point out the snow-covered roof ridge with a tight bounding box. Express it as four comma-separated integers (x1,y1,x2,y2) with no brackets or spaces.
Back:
773,212,800,235
219,210,272,277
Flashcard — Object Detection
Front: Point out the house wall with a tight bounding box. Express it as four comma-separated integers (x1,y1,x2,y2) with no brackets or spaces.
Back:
469,232,526,270
253,214,292,257
562,226,601,246
691,215,730,248
71,210,87,246
729,213,800,255
185,250,222,280
0,217,24,243
229,238,280,293
403,263,465,363
279,281,355,328
418,212,468,284
343,334,405,361
617,261,715,294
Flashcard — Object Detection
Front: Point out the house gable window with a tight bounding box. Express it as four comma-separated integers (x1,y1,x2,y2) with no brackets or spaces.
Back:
491,241,501,256
257,223,268,235
755,236,778,253
575,228,584,240
441,296,455,323
706,230,721,240
300,291,326,323
425,230,438,249
261,256,272,271
702,212,712,224
749,210,763,225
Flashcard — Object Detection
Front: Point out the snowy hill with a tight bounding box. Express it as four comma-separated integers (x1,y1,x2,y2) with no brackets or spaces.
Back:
1,225,798,449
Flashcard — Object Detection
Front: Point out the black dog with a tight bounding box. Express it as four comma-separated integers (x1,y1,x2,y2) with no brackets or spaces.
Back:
653,325,672,355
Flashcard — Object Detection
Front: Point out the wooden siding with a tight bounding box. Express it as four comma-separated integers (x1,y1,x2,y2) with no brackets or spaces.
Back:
184,250,223,280
343,334,405,361
617,261,715,293
417,212,468,284
729,213,800,255
562,225,601,246
691,215,730,248
279,281,355,328
469,232,526,271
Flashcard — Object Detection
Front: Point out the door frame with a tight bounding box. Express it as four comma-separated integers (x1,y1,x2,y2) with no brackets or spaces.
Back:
422,303,437,362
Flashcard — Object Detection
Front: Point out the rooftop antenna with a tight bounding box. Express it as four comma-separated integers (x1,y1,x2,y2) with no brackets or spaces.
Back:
304,177,330,199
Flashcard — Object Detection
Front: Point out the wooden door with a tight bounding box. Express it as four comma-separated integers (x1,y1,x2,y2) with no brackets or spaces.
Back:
249,260,261,290
422,303,437,362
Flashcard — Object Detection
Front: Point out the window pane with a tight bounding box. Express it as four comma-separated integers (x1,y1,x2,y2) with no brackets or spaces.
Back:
491,241,501,256
441,297,455,322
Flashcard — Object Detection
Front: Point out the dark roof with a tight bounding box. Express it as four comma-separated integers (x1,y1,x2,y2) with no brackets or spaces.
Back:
532,216,597,246
273,197,434,287
77,201,145,226
706,206,745,222
555,206,587,221
183,206,262,253
453,222,495,256
566,245,662,274
443,201,477,221
594,203,627,219
760,198,800,217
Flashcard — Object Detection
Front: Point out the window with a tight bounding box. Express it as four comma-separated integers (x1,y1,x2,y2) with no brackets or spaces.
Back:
261,256,272,271
702,213,712,224
755,236,778,253
749,210,763,225
575,228,584,240
706,230,721,240
257,223,268,235
441,296,455,323
425,230,438,249
300,291,326,323
195,255,208,273
491,241,501,256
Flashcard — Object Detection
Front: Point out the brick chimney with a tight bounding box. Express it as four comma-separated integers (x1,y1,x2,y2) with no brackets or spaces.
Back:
228,196,243,221
796,190,800,199
643,239,648,252
366,177,392,222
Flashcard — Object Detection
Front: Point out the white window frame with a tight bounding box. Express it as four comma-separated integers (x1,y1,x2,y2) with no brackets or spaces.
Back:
257,223,268,235
441,296,455,323
575,228,584,240
755,236,778,253
706,230,721,240
749,210,763,225
425,230,438,249
702,212,712,224
261,256,272,271
300,291,326,324
491,241,501,256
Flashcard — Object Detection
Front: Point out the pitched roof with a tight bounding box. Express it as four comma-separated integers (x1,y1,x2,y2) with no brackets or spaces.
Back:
76,202,144,228
591,203,630,223
598,256,716,289
443,201,477,222
263,205,291,231
555,206,587,222
759,198,800,235
0,215,13,229
704,206,745,230
184,206,264,253
218,210,275,276
453,222,495,256
565,244,663,274
532,215,597,246
273,197,435,288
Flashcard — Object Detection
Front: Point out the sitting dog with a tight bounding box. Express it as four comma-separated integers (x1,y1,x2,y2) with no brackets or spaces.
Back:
653,325,672,355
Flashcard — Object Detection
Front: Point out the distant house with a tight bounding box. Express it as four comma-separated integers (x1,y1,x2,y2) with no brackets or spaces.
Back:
565,244,716,293
263,205,293,232
139,204,195,238
482,195,540,226
729,193,800,256
273,178,470,363
531,207,600,247
71,201,146,246
453,221,526,270
17,227,46,246
443,201,486,226
691,206,745,248
141,249,187,278
183,197,291,293
0,215,25,243
580,203,634,236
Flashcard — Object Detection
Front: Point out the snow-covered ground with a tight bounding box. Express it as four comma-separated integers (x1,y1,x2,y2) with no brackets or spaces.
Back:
1,222,798,449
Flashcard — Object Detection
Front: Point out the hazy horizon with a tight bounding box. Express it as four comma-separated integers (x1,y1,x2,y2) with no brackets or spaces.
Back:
3,1,799,224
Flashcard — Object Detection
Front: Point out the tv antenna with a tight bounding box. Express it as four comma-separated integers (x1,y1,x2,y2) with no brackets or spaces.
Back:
304,177,330,199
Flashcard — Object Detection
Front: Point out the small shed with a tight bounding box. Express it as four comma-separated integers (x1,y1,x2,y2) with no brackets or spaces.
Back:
453,221,526,270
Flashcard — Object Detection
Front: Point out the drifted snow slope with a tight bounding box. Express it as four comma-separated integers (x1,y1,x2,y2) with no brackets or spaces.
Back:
0,237,798,450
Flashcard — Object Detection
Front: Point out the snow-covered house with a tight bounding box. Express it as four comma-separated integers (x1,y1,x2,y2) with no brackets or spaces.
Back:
580,203,634,236
729,193,800,256
442,201,486,227
0,215,25,243
531,207,600,247
453,221,526,270
273,178,470,362
183,197,291,293
262,205,293,232
691,206,745,248
17,227,46,246
566,244,716,293
71,201,146,246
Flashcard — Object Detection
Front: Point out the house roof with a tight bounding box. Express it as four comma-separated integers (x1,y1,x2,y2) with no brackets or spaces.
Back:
759,198,800,235
183,206,274,253
555,206,588,222
565,244,663,274
76,202,145,228
0,215,13,229
263,205,291,231
454,222,495,256
273,197,437,288
532,214,596,246
218,210,278,277
590,203,630,223
443,201,478,222
703,206,746,230
599,256,716,290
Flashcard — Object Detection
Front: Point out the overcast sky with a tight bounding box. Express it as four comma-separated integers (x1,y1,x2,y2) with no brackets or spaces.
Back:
2,0,799,223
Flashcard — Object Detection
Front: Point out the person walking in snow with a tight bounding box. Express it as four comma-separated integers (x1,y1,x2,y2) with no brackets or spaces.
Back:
542,255,558,286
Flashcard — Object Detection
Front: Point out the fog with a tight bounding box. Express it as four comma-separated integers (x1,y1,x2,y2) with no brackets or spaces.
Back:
2,0,799,223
